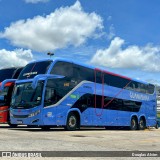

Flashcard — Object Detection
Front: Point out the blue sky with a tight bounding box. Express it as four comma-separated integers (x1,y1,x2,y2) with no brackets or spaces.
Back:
0,0,160,85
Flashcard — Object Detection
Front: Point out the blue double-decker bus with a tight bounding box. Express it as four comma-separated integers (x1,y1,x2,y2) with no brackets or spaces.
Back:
5,58,156,130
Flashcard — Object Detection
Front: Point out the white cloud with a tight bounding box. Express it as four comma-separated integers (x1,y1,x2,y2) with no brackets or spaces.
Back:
0,1,103,52
107,24,115,40
0,49,33,69
91,37,160,72
107,16,112,21
25,0,49,4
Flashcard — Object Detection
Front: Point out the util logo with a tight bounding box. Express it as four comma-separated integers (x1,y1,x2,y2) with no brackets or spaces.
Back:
18,109,21,112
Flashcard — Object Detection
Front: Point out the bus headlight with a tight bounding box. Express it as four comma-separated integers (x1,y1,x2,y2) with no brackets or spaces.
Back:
28,110,40,118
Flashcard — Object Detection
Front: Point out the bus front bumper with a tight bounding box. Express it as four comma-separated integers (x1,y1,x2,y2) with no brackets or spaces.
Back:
0,106,9,123
10,109,43,126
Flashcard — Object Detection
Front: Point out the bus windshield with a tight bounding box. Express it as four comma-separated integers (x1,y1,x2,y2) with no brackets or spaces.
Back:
44,78,75,107
11,81,44,109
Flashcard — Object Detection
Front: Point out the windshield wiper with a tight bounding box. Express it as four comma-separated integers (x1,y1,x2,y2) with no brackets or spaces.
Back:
11,103,31,109
11,100,40,109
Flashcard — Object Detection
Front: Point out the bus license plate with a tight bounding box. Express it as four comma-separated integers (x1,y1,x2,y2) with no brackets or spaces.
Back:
17,120,23,124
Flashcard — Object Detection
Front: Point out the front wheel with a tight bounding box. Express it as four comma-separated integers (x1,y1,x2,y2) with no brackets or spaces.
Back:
8,122,17,128
65,113,77,131
130,117,138,130
40,126,51,130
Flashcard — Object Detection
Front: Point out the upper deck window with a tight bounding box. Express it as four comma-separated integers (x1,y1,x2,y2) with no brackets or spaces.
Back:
12,67,23,79
50,61,73,78
0,68,16,82
18,61,52,80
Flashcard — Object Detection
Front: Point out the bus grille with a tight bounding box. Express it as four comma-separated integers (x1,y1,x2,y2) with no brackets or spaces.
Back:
13,115,28,118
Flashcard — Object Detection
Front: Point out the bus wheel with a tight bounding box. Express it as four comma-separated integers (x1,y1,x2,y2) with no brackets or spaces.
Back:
155,122,159,129
8,122,17,128
138,117,146,130
41,126,50,130
65,113,77,131
130,117,138,130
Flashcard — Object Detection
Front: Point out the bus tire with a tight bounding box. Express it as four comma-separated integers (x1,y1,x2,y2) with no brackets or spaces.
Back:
105,126,111,130
155,122,159,129
8,122,17,128
65,112,77,131
130,117,138,130
41,126,50,130
138,117,146,130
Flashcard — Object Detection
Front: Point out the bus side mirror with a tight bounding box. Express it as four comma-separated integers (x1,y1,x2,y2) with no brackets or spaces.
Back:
0,95,7,103
4,95,7,102
0,95,4,101
1,95,7,102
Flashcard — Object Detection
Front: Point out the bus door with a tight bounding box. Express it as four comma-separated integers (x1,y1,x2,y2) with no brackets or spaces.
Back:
79,87,93,126
72,64,94,126
93,68,106,125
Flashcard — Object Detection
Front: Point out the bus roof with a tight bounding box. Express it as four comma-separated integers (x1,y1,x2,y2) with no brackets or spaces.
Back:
0,67,17,70
0,67,24,82
19,58,152,86
0,66,23,70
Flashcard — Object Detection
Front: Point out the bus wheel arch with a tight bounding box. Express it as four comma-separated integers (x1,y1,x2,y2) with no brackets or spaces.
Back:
130,115,138,130
138,116,146,130
65,111,80,131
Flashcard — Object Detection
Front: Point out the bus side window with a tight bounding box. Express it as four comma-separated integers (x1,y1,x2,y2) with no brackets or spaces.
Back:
132,83,136,90
44,88,56,107
73,64,94,84
80,95,88,108
76,94,92,108
95,71,102,84
51,61,73,78
134,82,139,92
147,84,155,94
72,66,80,84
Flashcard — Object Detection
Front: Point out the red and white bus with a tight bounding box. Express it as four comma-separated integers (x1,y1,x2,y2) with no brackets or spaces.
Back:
0,67,23,126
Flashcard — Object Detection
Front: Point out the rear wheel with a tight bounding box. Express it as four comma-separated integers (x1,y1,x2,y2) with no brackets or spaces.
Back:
155,122,159,129
130,117,138,130
65,113,77,131
138,117,146,130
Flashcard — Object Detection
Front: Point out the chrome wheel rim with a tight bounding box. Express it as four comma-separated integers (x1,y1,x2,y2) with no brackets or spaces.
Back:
69,116,76,128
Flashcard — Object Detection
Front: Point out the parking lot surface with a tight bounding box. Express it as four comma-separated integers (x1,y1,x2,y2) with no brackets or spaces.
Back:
0,124,160,160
